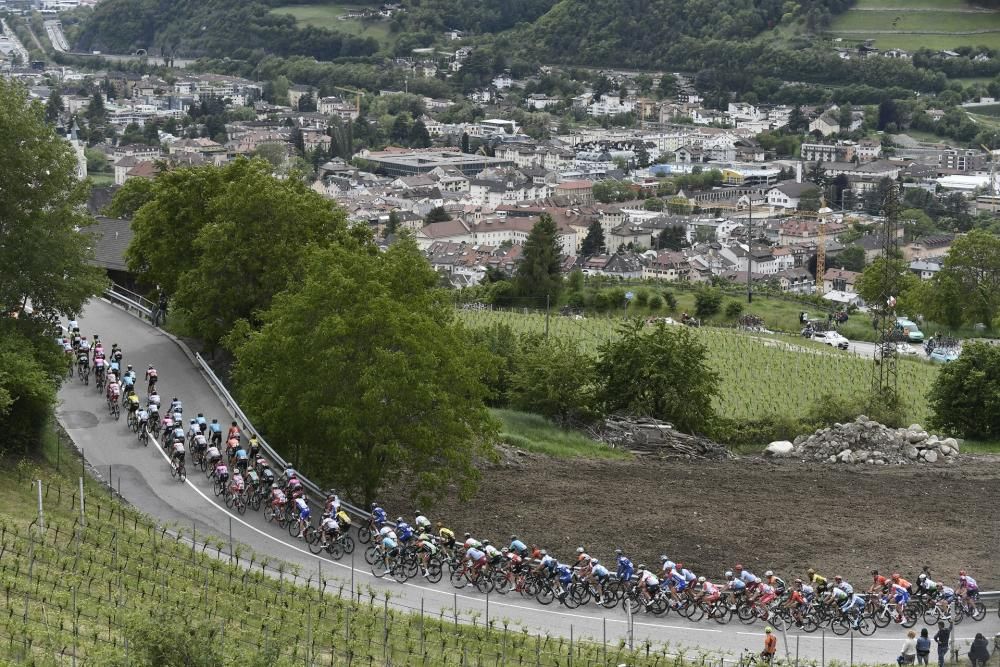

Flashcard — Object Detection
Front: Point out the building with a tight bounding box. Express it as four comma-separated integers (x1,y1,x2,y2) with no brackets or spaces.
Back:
822,268,861,294
358,149,514,177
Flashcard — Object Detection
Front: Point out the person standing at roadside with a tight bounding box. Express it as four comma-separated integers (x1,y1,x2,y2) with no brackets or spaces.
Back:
916,628,931,665
761,627,777,664
898,630,917,665
934,621,951,667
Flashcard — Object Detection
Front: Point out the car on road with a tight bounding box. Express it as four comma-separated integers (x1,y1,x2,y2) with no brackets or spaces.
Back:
812,330,850,350
895,317,924,342
930,346,961,363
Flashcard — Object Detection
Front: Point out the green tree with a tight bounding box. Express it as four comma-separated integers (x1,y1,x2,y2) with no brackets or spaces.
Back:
595,320,719,433
385,210,401,238
837,102,853,133
510,335,599,424
928,342,1000,439
425,206,451,223
580,221,606,256
409,119,431,148
45,88,64,124
461,132,470,154
856,257,920,314
514,213,563,305
694,287,723,319
933,230,1000,329
229,238,497,503
86,91,106,126
643,197,665,211
724,300,744,319
832,245,866,272
798,187,822,212
0,79,105,454
657,226,688,251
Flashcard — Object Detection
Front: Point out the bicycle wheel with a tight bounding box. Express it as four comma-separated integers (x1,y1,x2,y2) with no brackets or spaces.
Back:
738,603,758,624
235,494,247,515
357,525,372,545
535,585,555,606
224,491,234,508
288,519,301,538
971,601,986,621
923,605,940,626
249,491,262,512
687,602,706,623
365,545,380,565
873,609,891,628
392,562,410,584
426,560,443,584
371,558,390,579
449,568,468,589
340,535,355,554
328,542,345,561
856,614,876,636
711,603,733,625
830,617,850,636
769,611,788,632
902,604,918,628
178,465,186,482
801,615,820,633
170,464,177,479
264,505,275,523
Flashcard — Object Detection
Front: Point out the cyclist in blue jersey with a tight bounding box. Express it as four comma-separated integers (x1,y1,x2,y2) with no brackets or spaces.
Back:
371,503,387,526
395,518,414,544
615,549,634,582
509,536,528,557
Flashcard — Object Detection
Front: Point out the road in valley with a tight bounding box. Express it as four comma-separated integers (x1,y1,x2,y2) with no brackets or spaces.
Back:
57,298,998,664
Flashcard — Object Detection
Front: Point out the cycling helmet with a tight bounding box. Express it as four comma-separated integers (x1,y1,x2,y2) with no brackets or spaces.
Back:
540,550,547,556
834,575,842,581
637,564,647,571
414,510,422,516
190,419,196,424
959,570,967,576
148,364,153,369
326,493,335,500
794,578,803,584
660,555,669,562
891,572,900,579
765,570,773,577
464,532,471,538
871,569,879,575
370,502,377,509
501,547,509,553
436,521,443,528
591,558,599,565
918,573,927,581
172,397,178,401
698,576,706,583
725,571,733,578
807,568,816,576
576,547,585,554
510,535,517,542
396,517,403,523
211,418,217,422
127,364,133,370
482,540,491,546
764,627,773,634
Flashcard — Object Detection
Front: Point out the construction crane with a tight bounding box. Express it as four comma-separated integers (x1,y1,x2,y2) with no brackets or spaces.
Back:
983,143,997,216
333,86,363,115
812,195,833,294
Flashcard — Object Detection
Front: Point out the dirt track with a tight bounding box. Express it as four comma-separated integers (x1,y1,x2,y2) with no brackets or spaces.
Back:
388,453,1000,589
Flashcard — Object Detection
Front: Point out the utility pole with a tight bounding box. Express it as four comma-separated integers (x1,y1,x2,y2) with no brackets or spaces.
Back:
746,199,753,304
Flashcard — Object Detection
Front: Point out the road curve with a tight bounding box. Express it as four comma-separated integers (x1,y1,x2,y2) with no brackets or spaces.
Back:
57,298,999,663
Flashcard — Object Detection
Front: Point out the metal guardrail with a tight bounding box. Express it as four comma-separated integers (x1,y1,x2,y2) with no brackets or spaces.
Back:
104,285,154,319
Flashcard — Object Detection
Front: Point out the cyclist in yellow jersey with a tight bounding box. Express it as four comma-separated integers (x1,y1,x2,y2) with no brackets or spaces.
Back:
437,522,456,553
807,568,829,593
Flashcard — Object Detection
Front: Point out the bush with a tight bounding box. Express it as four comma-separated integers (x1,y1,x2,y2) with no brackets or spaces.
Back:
635,288,650,307
694,287,723,320
724,300,744,319
647,293,664,311
663,290,677,312
928,342,1000,439
510,335,600,424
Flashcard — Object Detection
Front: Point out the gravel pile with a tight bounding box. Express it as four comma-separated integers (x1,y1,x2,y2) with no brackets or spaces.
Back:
765,416,960,465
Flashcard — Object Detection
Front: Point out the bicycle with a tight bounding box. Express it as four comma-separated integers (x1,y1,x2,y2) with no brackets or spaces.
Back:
79,363,89,386
137,421,149,447
170,458,186,482
737,648,773,667
108,398,121,420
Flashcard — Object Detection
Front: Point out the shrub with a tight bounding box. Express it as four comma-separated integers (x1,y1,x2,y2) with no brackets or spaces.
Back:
928,341,1000,439
694,287,723,320
663,290,677,312
724,300,744,319
647,293,664,311
635,288,650,307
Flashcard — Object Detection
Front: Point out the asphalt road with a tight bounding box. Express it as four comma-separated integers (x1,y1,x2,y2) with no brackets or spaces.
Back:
57,298,999,664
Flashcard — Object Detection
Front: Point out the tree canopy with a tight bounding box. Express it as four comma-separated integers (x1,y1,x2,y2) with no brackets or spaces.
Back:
115,158,349,347
595,320,719,433
932,230,1000,329
929,342,1000,440
514,214,564,305
228,237,497,503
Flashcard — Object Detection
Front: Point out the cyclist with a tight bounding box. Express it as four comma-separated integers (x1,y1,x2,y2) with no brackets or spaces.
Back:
77,349,90,376
324,493,341,517
869,570,890,595
79,336,91,356
724,571,747,599
463,533,482,551
615,550,634,583
169,397,182,415
379,527,399,564
247,433,260,459
764,571,786,595
110,343,123,365
187,419,200,445
890,573,911,623
436,523,456,551
229,469,245,498
842,592,867,624
574,546,590,566
170,439,186,470
483,540,503,568
260,464,276,489
122,365,136,393
588,558,611,601
532,551,557,579
269,484,287,513
293,496,310,538
757,580,778,609
136,405,150,436
695,576,721,606
91,336,102,360
825,584,849,611
834,575,853,596
126,389,140,418
145,365,158,392
509,536,529,558
735,564,761,596
957,571,978,607
415,530,438,579
465,544,488,583
319,513,341,548
414,511,431,533
191,431,208,462
371,503,387,528
637,565,660,611
807,568,829,593
659,555,675,581
917,573,938,599
107,375,121,404
196,412,207,435
208,419,222,447
227,421,241,443
784,579,812,627
554,561,573,601
93,354,105,382
279,463,297,488
147,389,161,410
935,585,956,617
233,444,249,473
171,423,186,448
161,412,175,438
395,517,414,545
286,474,304,500
761,627,777,664
335,508,352,532
108,357,120,378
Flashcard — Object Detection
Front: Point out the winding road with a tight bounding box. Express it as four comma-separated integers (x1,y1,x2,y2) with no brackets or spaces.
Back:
57,298,999,664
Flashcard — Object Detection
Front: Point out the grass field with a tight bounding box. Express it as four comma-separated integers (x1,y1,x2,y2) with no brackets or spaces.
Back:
828,0,1000,50
492,409,627,459
458,309,937,425
3,428,684,666
270,3,395,45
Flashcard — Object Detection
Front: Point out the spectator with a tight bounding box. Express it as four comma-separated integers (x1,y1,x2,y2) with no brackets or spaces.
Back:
916,628,931,665
761,626,777,664
898,630,917,666
934,622,951,667
968,633,990,667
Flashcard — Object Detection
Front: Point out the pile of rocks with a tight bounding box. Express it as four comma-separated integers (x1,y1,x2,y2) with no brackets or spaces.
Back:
765,417,960,465
597,416,735,460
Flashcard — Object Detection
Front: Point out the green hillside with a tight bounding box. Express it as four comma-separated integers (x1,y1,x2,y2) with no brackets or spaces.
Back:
828,0,1000,50
268,3,396,46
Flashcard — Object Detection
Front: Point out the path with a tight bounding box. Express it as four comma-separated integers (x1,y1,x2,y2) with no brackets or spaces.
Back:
56,298,999,664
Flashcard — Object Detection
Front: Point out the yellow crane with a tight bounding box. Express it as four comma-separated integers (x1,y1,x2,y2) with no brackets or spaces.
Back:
814,195,832,294
333,86,363,115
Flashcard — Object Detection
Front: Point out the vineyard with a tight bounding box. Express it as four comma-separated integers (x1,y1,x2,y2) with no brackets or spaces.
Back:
0,460,717,667
456,309,937,425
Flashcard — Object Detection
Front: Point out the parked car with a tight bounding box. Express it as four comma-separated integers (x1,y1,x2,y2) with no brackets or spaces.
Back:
895,317,924,342
929,347,961,363
812,330,850,350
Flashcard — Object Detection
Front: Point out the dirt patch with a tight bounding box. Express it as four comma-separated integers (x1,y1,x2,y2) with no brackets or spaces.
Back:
386,453,1000,589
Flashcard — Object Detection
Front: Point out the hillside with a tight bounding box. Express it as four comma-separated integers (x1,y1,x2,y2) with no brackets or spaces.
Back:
71,0,380,60
827,0,1000,51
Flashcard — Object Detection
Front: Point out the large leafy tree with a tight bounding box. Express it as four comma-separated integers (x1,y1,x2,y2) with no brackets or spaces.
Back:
514,213,564,305
580,221,606,256
0,79,105,454
510,335,599,425
932,230,1000,330
595,320,719,433
117,158,348,347
856,257,920,315
229,237,497,503
929,342,1000,440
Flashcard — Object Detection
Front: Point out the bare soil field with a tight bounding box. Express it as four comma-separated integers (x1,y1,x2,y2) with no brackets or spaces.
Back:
388,452,1000,589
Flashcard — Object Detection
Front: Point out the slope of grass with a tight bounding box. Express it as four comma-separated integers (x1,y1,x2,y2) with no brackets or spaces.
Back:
459,309,937,425
269,3,395,45
492,409,628,459
827,0,1000,50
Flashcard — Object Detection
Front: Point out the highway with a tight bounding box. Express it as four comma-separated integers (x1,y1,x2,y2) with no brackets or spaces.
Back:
57,298,999,664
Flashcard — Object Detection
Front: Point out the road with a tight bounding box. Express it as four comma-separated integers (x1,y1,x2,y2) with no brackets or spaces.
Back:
43,20,69,53
57,298,999,664
0,19,31,64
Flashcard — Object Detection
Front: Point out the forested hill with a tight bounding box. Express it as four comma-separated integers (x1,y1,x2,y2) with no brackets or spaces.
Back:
71,0,379,60
522,0,855,69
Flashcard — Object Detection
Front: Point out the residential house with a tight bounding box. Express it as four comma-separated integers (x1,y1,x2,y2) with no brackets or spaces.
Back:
554,180,594,205
773,267,815,294
909,257,943,280
902,235,953,261
822,268,861,294
765,181,819,210
642,250,691,282
607,223,653,251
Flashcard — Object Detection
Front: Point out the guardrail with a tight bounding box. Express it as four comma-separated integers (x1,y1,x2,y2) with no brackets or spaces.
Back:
104,285,154,320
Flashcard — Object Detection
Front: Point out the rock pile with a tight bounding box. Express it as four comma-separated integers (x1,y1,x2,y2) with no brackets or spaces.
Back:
597,416,734,460
765,417,960,465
